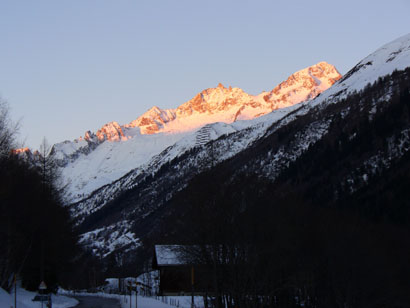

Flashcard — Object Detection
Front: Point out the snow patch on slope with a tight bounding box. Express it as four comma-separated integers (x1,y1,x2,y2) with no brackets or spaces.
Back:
314,33,410,104
63,130,190,202
79,220,140,258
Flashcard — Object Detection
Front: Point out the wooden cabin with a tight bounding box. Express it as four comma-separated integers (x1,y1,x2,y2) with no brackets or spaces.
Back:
153,245,215,296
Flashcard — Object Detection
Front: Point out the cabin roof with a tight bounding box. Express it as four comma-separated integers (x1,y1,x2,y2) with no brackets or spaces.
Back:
154,245,187,266
154,244,230,267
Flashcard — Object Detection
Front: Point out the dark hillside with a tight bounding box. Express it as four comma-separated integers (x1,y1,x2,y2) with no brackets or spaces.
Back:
150,69,410,307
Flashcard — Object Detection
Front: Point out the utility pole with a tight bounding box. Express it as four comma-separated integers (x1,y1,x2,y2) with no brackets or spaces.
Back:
40,240,45,283
135,282,138,308
14,274,16,308
191,266,195,308
129,282,132,308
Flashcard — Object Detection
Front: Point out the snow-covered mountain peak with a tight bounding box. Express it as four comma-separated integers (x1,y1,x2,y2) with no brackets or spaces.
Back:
370,33,410,65
11,147,31,155
175,83,254,117
50,61,340,202
265,61,341,109
95,121,126,142
11,147,43,165
125,106,177,135
71,62,339,141
121,64,339,136
83,130,97,142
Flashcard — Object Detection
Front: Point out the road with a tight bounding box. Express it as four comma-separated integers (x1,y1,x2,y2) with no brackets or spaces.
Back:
73,296,121,308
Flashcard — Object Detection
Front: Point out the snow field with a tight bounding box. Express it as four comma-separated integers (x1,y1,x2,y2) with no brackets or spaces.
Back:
0,287,78,308
60,291,204,308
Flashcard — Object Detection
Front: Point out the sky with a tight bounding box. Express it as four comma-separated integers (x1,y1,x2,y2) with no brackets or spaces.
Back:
1,0,410,149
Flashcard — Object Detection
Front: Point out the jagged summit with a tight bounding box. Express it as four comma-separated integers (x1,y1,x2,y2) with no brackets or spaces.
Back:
96,121,125,142
265,61,341,109
11,147,30,155
105,61,341,136
125,106,176,135
45,61,340,202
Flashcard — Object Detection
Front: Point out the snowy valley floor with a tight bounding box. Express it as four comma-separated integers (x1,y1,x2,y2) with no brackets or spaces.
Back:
66,292,204,308
0,287,78,308
0,287,204,308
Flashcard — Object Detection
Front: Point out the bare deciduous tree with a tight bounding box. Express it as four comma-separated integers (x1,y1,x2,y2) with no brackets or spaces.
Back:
0,99,19,158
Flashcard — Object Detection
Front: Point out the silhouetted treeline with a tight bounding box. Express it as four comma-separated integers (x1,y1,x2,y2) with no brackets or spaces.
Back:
0,102,96,291
0,152,80,291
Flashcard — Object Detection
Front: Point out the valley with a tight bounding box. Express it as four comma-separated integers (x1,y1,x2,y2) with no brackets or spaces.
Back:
3,29,410,308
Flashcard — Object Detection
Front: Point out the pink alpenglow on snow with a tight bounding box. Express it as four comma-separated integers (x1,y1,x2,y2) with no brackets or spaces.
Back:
96,121,127,142
49,62,340,203
36,61,342,206
122,61,341,136
264,62,341,109
11,147,31,155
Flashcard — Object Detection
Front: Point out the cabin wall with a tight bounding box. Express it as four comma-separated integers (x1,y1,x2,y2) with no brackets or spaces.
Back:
159,266,215,295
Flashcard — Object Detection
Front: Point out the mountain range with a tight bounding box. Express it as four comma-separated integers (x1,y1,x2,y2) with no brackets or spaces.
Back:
17,33,410,263
47,61,341,204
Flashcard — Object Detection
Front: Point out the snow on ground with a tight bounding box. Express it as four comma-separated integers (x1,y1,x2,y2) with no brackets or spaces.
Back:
114,294,202,308
58,274,204,308
61,290,204,308
0,287,78,308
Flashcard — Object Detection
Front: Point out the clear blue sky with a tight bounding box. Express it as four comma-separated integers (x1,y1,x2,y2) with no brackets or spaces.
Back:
1,0,410,149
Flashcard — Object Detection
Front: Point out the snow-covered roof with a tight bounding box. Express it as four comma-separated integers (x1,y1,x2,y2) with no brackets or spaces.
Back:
154,244,240,267
154,245,192,266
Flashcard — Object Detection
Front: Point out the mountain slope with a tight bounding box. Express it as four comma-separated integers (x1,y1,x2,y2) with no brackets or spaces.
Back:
75,33,410,260
160,69,410,308
49,62,340,203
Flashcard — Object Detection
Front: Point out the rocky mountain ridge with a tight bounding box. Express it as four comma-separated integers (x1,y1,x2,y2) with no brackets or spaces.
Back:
41,61,340,203
71,61,340,142
74,33,410,260
125,61,341,135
